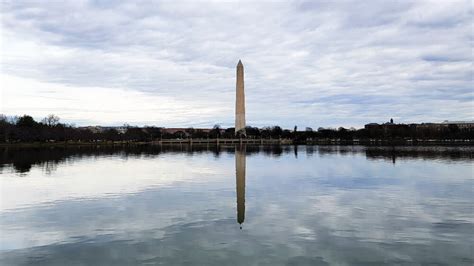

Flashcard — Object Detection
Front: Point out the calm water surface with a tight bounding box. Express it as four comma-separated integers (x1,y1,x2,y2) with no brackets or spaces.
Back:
0,145,473,265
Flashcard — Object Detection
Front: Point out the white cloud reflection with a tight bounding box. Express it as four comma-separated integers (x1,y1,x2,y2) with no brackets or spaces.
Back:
0,150,472,265
0,153,229,211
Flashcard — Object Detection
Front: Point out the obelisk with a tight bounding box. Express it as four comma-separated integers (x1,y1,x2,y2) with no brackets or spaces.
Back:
235,60,246,136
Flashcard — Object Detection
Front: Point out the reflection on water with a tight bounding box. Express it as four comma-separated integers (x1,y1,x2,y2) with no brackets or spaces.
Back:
0,145,473,265
1,145,472,175
236,146,246,229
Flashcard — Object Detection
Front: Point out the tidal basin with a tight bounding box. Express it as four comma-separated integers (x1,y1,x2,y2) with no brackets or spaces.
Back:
0,145,473,265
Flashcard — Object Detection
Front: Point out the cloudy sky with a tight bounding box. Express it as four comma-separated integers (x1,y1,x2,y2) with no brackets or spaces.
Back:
1,0,472,128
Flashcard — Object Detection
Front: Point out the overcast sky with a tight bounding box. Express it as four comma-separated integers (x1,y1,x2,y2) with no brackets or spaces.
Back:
1,0,472,128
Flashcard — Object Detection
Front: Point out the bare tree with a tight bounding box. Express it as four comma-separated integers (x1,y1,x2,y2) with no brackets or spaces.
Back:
212,124,221,138
42,114,60,127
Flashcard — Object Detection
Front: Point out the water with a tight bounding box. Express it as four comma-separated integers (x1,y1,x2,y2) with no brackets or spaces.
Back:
0,145,473,265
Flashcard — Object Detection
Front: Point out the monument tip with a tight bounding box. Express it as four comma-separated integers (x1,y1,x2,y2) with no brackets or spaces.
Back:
237,59,243,66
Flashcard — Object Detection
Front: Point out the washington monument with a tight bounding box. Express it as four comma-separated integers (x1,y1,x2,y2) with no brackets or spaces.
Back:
235,60,246,136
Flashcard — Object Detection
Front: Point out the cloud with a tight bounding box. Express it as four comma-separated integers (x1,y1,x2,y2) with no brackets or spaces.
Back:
1,0,472,127
1,74,230,126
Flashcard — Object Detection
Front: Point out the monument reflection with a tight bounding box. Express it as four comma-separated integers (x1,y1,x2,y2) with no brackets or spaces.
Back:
235,145,246,229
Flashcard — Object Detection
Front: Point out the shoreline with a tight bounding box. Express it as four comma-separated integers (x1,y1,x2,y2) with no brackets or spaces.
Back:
0,138,472,148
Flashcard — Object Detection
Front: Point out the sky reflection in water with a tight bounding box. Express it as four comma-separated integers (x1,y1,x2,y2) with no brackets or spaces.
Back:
0,145,473,265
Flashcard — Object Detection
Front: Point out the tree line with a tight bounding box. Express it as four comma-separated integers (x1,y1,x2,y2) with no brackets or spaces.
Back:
0,114,472,143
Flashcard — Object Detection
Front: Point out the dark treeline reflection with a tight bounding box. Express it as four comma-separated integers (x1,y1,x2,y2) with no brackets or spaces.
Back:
1,145,472,174
0,145,284,174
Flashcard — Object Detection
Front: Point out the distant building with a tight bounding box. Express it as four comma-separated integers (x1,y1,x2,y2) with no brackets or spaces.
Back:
412,121,474,131
79,126,128,134
114,127,128,134
161,128,223,134
160,128,225,137
79,126,103,133
79,126,226,137
365,120,474,132
442,120,474,129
